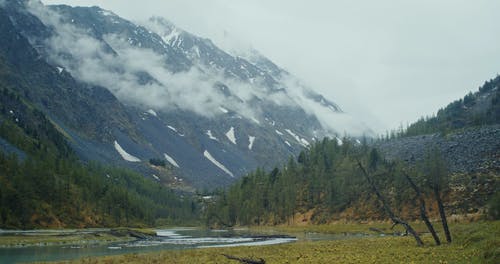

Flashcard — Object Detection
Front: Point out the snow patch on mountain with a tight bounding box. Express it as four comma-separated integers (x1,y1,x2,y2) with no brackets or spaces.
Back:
147,109,158,117
285,129,310,147
164,153,180,168
285,129,298,139
219,106,229,114
206,130,218,141
114,141,140,162
250,117,260,125
203,150,234,177
98,9,115,17
167,125,177,132
248,136,256,150
275,130,284,136
225,127,236,144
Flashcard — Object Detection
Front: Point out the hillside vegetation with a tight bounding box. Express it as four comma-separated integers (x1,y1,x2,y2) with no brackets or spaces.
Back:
392,76,499,138
206,76,500,227
207,138,458,226
0,88,198,229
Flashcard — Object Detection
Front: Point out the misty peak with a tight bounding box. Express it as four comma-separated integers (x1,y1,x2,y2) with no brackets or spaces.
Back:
0,0,373,188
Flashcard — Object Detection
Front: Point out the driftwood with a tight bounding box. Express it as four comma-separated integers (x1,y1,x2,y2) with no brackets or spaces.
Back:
222,254,266,264
404,172,441,245
368,227,385,233
357,160,424,246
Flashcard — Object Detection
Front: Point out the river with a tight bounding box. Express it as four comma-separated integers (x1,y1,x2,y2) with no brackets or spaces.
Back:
0,227,379,263
0,228,298,263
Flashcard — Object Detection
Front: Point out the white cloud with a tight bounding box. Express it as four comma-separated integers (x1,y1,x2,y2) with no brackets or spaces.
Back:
38,0,500,134
29,0,355,136
26,1,276,121
61,1,500,131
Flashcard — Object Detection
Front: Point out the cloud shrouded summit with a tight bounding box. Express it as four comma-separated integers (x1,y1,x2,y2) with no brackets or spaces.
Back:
40,0,500,133
27,0,370,136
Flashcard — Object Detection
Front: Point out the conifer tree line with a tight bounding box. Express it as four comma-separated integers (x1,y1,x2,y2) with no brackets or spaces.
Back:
205,138,455,230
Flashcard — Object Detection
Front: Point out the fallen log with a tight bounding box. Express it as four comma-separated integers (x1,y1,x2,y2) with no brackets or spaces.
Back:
368,227,385,234
222,254,266,264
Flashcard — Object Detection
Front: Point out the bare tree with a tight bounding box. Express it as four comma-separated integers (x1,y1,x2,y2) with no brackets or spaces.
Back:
404,172,441,245
424,149,452,243
357,160,424,246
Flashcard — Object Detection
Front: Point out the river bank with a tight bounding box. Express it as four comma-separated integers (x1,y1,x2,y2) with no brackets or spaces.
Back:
0,228,155,248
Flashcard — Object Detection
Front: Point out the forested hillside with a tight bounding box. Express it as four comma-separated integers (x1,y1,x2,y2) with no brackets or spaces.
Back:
207,137,499,227
0,88,198,229
398,76,499,138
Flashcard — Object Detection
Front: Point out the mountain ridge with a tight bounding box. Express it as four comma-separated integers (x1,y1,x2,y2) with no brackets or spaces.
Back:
0,0,369,189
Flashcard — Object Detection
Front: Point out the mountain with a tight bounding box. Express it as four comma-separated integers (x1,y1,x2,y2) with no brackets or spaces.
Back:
0,85,197,228
0,0,369,189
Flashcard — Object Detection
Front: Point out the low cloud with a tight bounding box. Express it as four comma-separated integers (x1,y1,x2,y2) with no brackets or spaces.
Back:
27,1,271,121
281,76,371,137
27,0,368,136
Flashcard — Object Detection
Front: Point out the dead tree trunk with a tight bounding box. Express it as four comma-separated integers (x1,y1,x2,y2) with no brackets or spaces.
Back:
404,173,441,245
222,254,266,264
357,161,424,246
434,185,452,243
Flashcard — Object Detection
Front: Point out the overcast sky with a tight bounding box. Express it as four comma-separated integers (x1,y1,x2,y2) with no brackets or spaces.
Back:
41,0,500,133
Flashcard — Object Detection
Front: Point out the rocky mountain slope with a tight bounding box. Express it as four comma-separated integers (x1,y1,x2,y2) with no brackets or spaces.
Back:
0,0,369,189
377,76,500,174
375,77,499,217
376,125,499,174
